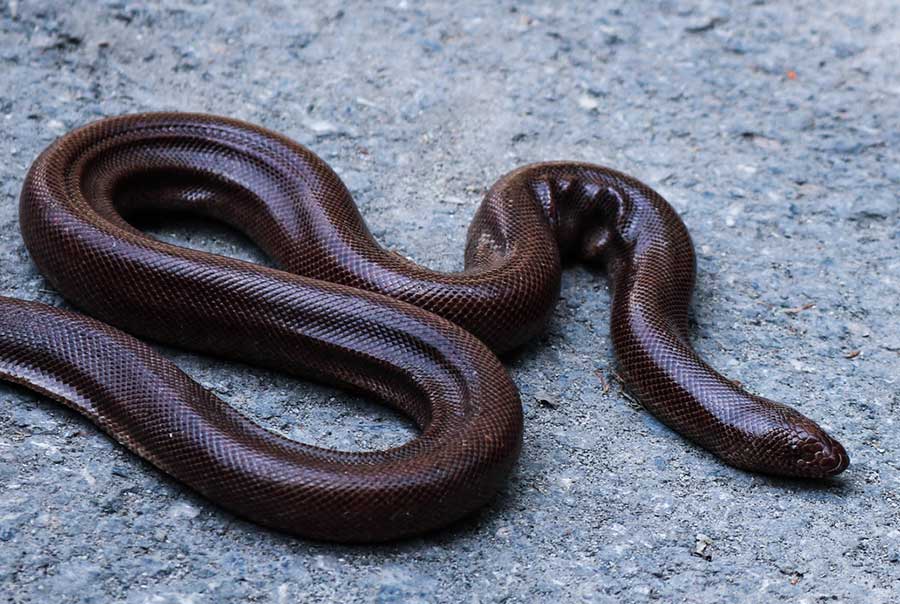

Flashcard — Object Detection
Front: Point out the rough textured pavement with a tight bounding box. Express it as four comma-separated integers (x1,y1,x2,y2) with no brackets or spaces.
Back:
1,1,898,602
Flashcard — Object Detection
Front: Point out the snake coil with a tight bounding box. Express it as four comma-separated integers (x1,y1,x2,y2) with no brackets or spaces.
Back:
0,113,847,542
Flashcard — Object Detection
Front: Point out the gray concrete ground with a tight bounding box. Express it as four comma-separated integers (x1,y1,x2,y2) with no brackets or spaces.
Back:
1,1,898,602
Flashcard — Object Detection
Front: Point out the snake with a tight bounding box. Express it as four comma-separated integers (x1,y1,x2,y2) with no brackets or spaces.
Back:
0,113,848,542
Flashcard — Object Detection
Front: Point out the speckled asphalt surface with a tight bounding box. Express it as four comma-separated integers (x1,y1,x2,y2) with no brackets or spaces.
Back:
1,1,898,602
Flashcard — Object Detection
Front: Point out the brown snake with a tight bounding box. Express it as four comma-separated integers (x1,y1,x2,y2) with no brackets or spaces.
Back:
1,113,847,542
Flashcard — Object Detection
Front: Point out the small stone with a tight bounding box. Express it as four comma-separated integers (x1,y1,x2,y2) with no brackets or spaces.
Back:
110,465,132,478
693,534,713,560
0,525,15,542
305,119,337,134
684,16,726,34
882,335,900,352
752,135,782,151
535,390,559,409
166,501,201,520
577,95,599,111
851,196,895,220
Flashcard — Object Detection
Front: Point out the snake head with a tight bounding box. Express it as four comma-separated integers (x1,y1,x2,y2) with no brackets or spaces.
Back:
749,408,849,478
718,397,850,479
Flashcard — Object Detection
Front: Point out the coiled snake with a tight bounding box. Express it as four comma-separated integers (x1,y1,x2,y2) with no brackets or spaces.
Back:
0,113,847,542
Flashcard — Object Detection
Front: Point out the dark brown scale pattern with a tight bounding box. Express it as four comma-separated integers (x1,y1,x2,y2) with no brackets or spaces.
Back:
2,113,847,542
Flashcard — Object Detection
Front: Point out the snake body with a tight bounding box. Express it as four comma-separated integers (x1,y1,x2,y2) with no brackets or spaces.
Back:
0,113,847,542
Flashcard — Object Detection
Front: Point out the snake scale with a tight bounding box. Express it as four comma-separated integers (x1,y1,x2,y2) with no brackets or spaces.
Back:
0,113,847,542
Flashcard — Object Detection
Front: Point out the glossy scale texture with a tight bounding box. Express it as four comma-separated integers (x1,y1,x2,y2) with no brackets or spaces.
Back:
2,113,847,542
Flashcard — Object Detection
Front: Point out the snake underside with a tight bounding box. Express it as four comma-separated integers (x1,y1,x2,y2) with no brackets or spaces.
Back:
0,113,847,542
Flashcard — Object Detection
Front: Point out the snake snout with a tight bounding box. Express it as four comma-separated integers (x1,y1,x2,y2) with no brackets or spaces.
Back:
796,430,849,477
